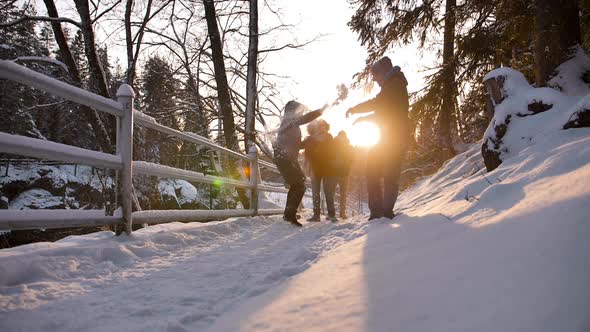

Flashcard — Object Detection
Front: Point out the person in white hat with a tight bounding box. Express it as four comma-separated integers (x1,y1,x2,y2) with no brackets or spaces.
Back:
273,100,325,226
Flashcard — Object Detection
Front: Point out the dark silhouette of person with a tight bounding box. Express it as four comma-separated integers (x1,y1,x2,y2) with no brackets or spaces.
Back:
302,119,338,222
273,101,324,226
333,131,354,219
346,57,409,220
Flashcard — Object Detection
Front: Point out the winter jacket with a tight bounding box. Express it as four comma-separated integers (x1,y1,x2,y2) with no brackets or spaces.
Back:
348,67,410,149
302,132,336,178
273,110,323,160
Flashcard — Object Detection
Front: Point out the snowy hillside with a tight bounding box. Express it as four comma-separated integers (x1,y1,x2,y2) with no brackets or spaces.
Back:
1,124,589,331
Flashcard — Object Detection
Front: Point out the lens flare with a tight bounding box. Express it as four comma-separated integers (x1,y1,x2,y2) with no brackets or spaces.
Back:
348,121,381,147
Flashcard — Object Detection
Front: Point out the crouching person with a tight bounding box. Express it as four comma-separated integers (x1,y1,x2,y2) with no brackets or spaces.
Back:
273,101,325,226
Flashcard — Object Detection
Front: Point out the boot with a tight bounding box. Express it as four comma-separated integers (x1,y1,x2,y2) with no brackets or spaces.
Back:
384,212,396,219
307,214,321,222
284,207,303,227
284,215,303,227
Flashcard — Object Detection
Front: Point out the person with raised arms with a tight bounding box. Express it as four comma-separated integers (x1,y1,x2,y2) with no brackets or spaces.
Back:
273,100,325,226
346,56,410,220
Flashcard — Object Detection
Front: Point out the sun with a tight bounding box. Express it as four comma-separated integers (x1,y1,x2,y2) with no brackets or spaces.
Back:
347,121,381,147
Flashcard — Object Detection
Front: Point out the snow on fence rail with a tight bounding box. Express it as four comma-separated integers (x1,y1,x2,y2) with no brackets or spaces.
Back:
0,60,289,234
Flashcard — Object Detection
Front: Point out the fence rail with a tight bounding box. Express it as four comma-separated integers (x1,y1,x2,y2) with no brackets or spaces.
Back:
0,60,290,234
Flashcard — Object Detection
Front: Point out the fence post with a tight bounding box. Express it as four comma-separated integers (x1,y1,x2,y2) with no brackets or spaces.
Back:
248,146,259,216
116,84,135,235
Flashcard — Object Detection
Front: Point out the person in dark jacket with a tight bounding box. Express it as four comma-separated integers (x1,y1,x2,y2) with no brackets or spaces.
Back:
273,100,325,226
346,57,409,220
333,131,354,219
302,119,338,222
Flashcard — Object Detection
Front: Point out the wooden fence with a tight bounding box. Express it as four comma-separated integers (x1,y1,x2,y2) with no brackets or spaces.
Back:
0,60,289,234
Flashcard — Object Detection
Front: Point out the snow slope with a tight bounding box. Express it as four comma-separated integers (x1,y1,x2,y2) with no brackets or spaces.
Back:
1,127,590,331
208,128,590,332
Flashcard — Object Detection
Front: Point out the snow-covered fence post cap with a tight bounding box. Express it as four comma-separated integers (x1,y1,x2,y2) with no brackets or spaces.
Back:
116,84,135,98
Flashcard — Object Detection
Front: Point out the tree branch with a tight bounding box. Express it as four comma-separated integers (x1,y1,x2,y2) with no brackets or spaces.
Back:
0,15,81,28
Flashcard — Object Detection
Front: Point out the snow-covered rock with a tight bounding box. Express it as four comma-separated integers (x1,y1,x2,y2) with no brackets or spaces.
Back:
0,164,114,210
9,189,64,210
563,95,590,129
158,179,207,210
481,61,586,171
548,46,590,96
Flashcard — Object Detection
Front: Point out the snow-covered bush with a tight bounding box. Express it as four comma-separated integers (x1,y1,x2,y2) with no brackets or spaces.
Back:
481,48,590,171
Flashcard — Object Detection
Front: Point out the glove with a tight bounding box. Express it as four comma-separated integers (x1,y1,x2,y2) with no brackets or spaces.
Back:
353,114,374,125
345,108,355,118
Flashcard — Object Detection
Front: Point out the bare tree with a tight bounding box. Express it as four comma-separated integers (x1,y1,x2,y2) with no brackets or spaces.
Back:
202,0,239,151
124,0,173,87
73,0,111,99
244,0,258,151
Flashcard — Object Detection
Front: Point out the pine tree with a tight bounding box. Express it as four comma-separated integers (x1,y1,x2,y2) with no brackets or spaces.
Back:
70,30,89,87
140,56,182,166
534,0,581,86
0,3,50,141
349,0,457,161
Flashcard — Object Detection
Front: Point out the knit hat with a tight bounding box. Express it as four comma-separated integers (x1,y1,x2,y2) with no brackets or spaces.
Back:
284,100,308,115
370,57,394,77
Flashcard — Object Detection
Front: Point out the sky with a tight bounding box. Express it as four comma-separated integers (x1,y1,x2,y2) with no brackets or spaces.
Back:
262,0,430,107
259,0,432,140
30,0,433,143
33,0,430,107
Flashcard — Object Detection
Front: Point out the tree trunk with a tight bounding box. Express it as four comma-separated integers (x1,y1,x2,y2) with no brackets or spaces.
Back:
73,0,111,99
124,0,153,87
439,0,456,157
202,0,239,151
43,0,80,82
74,0,117,149
534,0,581,86
245,0,258,151
202,0,249,208
44,0,113,153
125,0,134,85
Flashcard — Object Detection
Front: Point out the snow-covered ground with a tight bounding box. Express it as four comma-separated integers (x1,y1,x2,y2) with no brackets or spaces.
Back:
1,126,590,331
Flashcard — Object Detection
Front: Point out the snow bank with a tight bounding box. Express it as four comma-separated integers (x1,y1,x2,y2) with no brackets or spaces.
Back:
0,214,370,331
1,129,589,331
208,127,590,332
